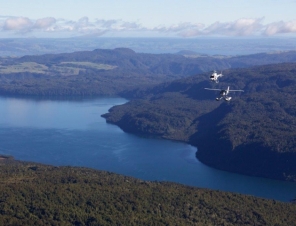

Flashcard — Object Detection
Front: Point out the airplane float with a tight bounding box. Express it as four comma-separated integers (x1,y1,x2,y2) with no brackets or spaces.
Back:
204,86,244,101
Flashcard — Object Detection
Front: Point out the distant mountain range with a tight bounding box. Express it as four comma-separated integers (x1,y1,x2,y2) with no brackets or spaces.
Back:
0,38,296,56
1,48,296,96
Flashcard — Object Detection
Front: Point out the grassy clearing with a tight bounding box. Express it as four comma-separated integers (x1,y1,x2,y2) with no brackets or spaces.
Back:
50,65,82,76
0,62,48,74
59,61,117,70
0,61,116,76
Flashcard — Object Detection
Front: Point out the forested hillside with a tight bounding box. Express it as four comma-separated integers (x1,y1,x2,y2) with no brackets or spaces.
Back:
102,63,296,181
1,157,295,225
1,48,296,96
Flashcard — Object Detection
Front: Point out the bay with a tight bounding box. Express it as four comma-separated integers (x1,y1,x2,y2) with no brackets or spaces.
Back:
0,96,295,202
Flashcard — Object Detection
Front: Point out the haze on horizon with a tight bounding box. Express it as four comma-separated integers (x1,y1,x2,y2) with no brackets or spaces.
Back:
0,0,296,39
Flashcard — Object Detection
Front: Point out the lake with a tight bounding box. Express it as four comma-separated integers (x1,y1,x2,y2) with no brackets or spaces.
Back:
0,96,295,202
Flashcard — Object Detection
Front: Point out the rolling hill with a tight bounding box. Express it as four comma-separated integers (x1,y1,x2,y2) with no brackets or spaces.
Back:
1,48,296,96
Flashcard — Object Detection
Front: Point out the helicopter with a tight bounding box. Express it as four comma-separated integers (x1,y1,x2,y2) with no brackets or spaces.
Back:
204,86,244,101
210,70,223,83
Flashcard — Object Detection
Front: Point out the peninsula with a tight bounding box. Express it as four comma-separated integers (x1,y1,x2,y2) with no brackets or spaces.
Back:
102,62,296,182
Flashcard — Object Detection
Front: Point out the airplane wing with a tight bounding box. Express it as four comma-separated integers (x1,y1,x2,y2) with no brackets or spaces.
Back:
229,89,244,92
204,88,221,91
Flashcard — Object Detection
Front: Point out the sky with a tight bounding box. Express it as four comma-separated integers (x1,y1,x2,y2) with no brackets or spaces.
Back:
0,0,296,38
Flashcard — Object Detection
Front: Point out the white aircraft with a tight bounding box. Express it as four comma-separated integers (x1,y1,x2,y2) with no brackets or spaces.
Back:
204,86,244,101
210,70,223,83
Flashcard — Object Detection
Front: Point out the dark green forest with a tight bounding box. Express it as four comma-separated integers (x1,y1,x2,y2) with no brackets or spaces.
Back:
1,48,296,96
102,63,296,181
0,157,296,226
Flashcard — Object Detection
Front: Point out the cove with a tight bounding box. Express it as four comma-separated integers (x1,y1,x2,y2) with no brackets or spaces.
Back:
0,96,295,202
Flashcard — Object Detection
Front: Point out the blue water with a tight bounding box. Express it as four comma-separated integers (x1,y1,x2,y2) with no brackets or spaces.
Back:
0,96,295,202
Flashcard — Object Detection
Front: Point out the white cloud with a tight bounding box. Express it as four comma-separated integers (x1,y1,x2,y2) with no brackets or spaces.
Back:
202,18,264,36
264,20,296,35
61,17,96,33
153,23,204,33
0,16,296,38
120,21,142,30
95,19,118,28
33,17,56,30
3,17,32,31
149,19,265,37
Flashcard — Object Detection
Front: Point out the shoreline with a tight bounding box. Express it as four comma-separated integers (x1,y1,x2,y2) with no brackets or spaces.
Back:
104,118,296,184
